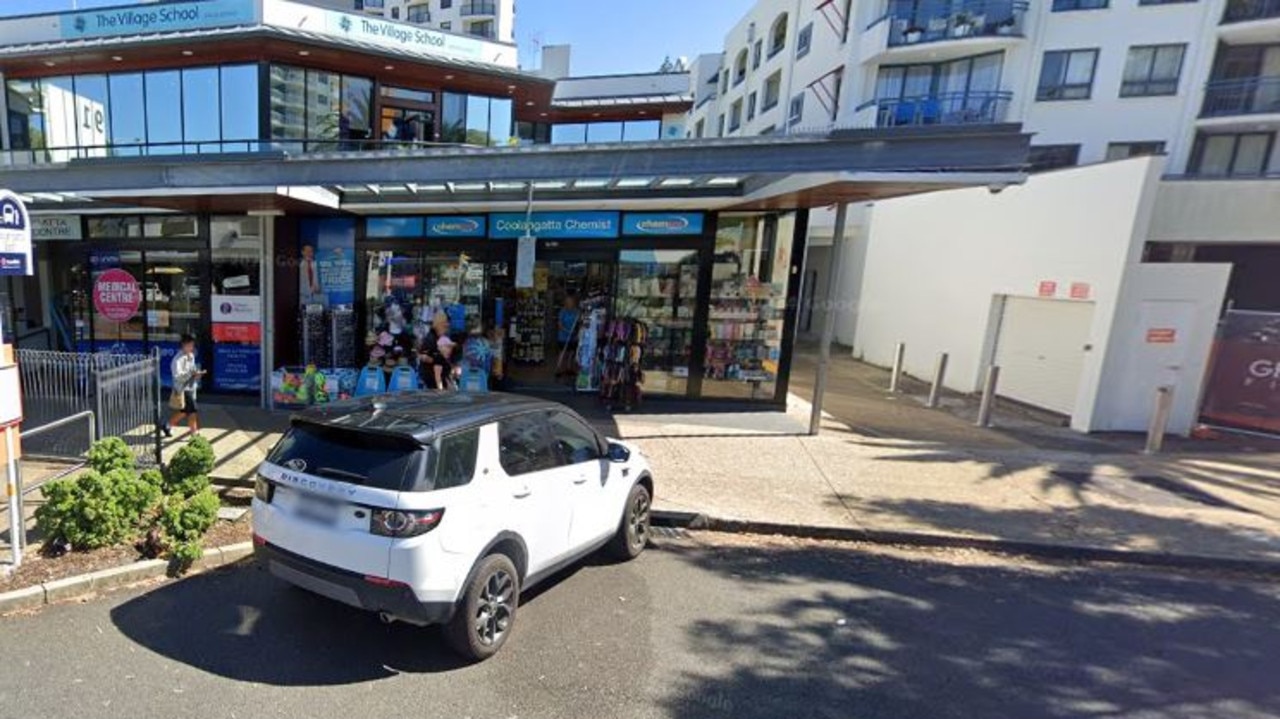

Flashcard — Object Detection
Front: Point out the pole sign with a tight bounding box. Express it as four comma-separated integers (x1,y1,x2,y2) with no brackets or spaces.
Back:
0,190,32,276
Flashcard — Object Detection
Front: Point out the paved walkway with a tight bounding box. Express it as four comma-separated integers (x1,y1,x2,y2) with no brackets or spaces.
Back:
143,351,1280,567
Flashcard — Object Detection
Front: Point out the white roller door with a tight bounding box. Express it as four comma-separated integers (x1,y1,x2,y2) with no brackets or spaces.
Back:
993,297,1095,416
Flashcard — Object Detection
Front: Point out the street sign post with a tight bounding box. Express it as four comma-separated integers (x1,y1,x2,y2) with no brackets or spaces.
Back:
0,189,29,566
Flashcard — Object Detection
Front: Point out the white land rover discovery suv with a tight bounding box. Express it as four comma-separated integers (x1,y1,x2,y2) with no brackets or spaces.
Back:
252,392,653,661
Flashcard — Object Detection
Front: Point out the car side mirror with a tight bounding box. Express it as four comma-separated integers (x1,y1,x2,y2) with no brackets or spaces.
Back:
607,442,630,463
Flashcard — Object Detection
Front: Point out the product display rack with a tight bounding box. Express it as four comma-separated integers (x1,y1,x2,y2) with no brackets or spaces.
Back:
599,318,647,411
509,291,546,364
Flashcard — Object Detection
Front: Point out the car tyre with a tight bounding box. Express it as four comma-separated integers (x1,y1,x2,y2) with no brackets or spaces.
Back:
608,482,651,561
444,553,521,662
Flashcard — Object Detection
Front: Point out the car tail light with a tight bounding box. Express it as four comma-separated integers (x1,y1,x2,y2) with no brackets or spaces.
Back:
254,475,275,503
370,508,444,538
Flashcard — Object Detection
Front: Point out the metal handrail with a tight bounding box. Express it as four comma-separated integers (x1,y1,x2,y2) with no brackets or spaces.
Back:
1222,0,1280,23
1201,76,1280,117
21,410,97,445
856,90,1013,127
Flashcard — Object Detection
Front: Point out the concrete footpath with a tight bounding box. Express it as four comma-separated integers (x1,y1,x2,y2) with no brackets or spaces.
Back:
164,350,1280,570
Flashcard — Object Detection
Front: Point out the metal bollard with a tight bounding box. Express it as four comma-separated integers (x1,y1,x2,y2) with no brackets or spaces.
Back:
889,342,906,393
1144,385,1175,455
926,352,949,409
976,365,1000,427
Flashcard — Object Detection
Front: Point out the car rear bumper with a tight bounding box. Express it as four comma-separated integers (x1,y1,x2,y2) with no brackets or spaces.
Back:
255,540,456,626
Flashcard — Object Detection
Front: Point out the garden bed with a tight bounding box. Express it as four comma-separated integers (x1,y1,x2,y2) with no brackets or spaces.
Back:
2,514,252,593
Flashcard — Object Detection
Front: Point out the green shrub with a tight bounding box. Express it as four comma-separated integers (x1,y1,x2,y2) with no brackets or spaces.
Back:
87,437,135,474
139,468,164,491
35,468,161,551
165,436,215,496
158,489,220,573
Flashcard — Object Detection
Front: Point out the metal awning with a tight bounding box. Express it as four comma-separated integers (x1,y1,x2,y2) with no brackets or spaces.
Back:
3,125,1031,214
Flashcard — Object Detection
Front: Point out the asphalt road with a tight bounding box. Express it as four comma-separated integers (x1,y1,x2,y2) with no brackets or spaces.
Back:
2,532,1280,719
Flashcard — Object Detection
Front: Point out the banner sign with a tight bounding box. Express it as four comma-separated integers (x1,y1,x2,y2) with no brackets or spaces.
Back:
489,212,619,239
33,215,81,241
60,0,256,40
212,294,262,323
213,344,261,392
622,213,704,236
299,218,355,307
427,215,487,238
0,190,32,276
1200,311,1280,435
92,268,141,322
515,235,536,288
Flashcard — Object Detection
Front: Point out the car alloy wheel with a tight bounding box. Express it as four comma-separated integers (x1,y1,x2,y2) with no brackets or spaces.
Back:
628,490,650,550
474,568,515,646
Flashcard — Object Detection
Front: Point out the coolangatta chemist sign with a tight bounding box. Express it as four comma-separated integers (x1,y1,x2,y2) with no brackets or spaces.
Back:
59,0,257,39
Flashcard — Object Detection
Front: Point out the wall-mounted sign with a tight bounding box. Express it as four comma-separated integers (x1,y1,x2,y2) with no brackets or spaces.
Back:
622,213,704,236
1069,282,1091,300
263,0,517,68
32,215,81,241
427,216,487,238
1037,280,1057,298
490,212,620,239
1146,328,1178,344
212,294,262,323
59,0,256,40
0,190,32,277
92,268,141,322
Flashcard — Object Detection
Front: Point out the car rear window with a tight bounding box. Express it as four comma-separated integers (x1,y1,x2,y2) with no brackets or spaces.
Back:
266,423,425,492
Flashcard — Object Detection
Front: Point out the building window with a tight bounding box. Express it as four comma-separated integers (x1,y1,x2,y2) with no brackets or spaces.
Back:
734,49,748,86
1037,49,1099,100
797,23,813,59
1121,44,1185,97
717,114,725,137
1106,141,1166,160
441,20,451,29
768,13,788,57
752,40,763,70
789,93,804,126
720,70,729,94
1139,0,1195,4
441,0,452,8
1189,132,1274,176
467,19,495,38
729,99,743,131
747,92,758,120
1052,0,1108,9
694,118,705,138
874,52,1005,126
439,91,514,146
763,70,783,110
408,4,430,23
390,6,399,18
759,125,777,135
1028,144,1081,172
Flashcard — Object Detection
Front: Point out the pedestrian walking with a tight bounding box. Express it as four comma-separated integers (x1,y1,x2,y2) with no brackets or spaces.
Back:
166,334,206,438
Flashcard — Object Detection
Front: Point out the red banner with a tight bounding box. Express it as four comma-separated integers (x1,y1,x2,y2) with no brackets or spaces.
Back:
212,322,262,344
1200,311,1280,434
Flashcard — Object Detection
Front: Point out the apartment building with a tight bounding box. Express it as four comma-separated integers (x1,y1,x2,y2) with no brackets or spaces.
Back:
688,0,1280,435
303,0,515,42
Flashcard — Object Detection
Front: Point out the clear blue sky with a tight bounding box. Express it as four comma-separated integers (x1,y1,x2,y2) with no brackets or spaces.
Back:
5,0,750,76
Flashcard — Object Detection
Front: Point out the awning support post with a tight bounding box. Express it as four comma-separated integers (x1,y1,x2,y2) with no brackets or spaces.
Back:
809,202,849,436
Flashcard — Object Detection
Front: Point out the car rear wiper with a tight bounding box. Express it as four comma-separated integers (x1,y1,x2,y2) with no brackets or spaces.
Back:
313,467,368,484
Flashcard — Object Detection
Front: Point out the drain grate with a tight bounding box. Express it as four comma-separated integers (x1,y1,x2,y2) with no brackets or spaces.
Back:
650,526,692,541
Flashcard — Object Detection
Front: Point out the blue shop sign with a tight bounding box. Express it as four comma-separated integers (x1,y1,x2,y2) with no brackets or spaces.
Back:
213,344,262,392
489,212,619,239
60,0,257,40
622,213,704,236
427,216,487,238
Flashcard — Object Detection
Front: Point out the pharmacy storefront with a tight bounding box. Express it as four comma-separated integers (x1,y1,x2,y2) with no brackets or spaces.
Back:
272,209,805,407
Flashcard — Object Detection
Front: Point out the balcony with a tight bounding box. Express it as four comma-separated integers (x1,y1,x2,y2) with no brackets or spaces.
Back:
855,90,1012,128
461,1,498,17
862,1,1028,63
1223,0,1280,23
1200,76,1280,122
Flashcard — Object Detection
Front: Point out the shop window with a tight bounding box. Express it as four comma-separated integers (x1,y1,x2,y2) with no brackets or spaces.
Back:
381,86,436,104
210,216,265,393
615,249,699,397
145,216,199,238
702,214,795,400
87,216,142,238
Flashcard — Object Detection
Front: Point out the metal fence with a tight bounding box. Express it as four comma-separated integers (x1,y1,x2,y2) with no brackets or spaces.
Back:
16,349,162,466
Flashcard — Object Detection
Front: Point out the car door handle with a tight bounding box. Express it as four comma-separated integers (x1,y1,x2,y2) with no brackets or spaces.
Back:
512,483,532,499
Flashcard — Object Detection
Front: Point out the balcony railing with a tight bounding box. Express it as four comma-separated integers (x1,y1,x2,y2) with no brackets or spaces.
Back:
1222,0,1280,23
857,90,1012,127
461,1,498,16
873,1,1029,47
407,5,431,24
1201,76,1280,117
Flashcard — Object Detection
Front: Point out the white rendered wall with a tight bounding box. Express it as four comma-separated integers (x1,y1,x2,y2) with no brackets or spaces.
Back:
1150,179,1280,243
851,158,1163,426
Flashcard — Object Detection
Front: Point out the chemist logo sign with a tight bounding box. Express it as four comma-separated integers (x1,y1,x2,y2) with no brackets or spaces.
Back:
0,190,32,276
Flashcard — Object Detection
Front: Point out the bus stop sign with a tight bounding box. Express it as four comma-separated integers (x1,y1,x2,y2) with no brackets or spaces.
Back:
0,190,32,276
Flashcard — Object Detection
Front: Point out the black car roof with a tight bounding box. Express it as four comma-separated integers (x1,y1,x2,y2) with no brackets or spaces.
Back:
289,391,564,443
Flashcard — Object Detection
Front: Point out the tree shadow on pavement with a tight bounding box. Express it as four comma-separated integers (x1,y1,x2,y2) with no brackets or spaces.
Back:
658,539,1280,719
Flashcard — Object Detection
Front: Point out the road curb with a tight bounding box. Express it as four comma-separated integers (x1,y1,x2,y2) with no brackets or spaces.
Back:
651,511,1280,576
0,541,255,615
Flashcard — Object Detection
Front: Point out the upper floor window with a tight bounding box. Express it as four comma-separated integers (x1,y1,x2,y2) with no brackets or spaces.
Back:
1028,144,1080,172
720,70,729,94
752,39,763,70
729,99,744,131
1052,0,1108,9
747,91,758,120
1189,132,1273,176
734,49,749,86
1106,141,1166,160
789,93,805,126
390,6,400,18
1037,49,1099,100
769,13,788,57
763,70,783,110
407,4,431,23
1139,0,1195,4
1121,44,1185,97
797,23,813,59
441,0,453,8
717,114,726,137
441,20,451,30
